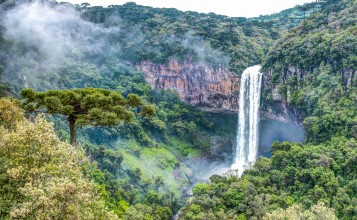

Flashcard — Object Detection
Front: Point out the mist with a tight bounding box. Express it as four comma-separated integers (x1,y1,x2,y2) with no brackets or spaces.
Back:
1,0,299,186
196,116,306,181
259,119,305,157
0,1,231,93
0,0,238,192
1,1,123,91
181,31,230,66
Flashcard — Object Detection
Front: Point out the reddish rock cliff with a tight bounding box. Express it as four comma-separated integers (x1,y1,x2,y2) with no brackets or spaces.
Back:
136,60,240,113
136,59,302,124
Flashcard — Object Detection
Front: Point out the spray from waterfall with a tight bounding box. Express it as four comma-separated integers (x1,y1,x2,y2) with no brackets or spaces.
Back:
232,65,263,175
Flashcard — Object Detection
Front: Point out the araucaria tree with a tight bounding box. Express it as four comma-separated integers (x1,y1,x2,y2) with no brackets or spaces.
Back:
21,88,154,145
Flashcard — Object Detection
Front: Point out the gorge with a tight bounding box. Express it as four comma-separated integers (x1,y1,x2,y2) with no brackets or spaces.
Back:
1,0,355,219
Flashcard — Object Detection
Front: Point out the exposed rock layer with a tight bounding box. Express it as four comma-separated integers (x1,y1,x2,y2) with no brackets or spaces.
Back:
136,60,240,113
136,59,301,124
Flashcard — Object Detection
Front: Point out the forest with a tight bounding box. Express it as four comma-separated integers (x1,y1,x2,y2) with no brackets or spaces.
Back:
0,0,356,219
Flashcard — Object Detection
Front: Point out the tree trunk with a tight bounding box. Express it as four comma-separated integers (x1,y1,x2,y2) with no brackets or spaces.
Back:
68,115,77,146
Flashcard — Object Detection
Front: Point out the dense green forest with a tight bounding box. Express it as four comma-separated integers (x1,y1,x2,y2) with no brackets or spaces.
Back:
80,2,283,74
0,0,282,218
179,0,357,219
0,0,356,219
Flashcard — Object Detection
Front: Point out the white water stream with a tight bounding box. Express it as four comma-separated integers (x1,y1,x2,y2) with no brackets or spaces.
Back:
231,65,263,175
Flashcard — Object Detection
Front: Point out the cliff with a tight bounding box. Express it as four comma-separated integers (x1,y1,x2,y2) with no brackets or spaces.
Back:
136,60,240,113
261,68,304,125
136,59,301,124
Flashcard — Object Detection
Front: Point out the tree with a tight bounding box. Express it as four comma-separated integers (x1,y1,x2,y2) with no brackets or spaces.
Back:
147,190,160,204
0,98,117,219
263,202,338,220
81,2,91,8
297,5,309,20
0,67,8,98
0,98,24,129
303,116,321,143
154,176,165,191
21,88,154,145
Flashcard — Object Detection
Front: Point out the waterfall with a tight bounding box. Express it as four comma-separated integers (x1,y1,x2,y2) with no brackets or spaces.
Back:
232,65,263,175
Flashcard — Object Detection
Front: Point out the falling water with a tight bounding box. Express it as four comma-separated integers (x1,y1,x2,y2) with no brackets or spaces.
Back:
231,65,263,175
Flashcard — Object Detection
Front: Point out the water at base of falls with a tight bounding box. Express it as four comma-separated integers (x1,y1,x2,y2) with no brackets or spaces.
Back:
231,65,263,175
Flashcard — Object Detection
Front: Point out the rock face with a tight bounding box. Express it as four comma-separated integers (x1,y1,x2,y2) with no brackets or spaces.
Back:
260,101,303,125
136,59,302,124
261,68,303,125
136,60,240,113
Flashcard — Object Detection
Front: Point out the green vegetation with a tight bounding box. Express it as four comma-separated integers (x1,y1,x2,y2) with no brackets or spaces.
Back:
1,0,357,219
0,1,239,218
180,0,357,219
0,98,117,219
20,88,154,145
253,3,318,30
263,0,357,143
263,202,337,220
0,67,8,97
81,2,285,74
75,96,236,218
180,140,357,219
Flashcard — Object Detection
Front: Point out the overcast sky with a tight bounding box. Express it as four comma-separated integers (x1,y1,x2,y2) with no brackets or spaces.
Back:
64,0,314,17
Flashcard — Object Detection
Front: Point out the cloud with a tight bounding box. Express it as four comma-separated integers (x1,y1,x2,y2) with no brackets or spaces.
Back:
181,31,229,65
1,1,122,90
0,1,231,92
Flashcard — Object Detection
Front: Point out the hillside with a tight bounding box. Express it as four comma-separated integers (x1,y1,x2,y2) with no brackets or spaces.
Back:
1,0,356,219
252,3,318,30
262,0,357,143
0,1,295,114
81,2,283,74
0,0,290,218
180,0,357,219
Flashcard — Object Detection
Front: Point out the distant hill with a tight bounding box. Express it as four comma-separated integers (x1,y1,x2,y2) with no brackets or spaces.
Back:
80,2,286,74
251,4,317,29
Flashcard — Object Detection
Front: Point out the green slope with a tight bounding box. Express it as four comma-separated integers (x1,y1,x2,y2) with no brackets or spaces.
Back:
180,0,357,219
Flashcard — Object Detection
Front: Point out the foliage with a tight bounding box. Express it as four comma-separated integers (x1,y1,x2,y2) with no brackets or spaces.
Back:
0,98,117,219
254,3,319,30
81,2,288,74
21,88,153,145
179,139,357,219
0,98,24,129
2,0,356,219
263,202,338,220
179,1,357,219
34,77,227,219
0,67,8,97
83,139,188,214
262,0,357,144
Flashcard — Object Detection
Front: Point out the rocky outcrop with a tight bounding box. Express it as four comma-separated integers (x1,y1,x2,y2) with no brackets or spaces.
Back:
136,59,240,113
261,101,303,125
136,59,302,124
261,68,304,125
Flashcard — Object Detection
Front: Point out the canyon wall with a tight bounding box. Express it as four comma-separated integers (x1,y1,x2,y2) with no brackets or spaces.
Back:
136,59,301,124
136,60,240,113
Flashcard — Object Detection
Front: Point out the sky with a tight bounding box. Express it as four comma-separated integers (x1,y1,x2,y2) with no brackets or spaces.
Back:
64,0,315,18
